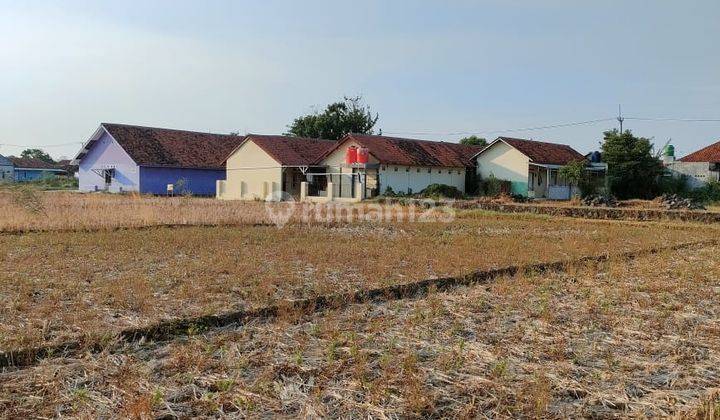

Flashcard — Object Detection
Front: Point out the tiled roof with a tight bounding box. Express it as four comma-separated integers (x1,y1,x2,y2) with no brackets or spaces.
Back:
99,123,246,169
8,157,64,170
322,134,483,167
494,137,585,165
242,135,336,166
679,140,720,162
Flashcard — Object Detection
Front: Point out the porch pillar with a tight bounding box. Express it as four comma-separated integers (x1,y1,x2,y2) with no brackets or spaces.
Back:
326,182,334,202
300,181,308,202
546,167,551,198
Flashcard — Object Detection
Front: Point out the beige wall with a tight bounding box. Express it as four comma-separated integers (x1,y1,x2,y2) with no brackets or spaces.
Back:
221,140,282,200
476,141,530,195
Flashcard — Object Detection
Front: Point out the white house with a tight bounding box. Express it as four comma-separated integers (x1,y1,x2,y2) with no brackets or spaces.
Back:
474,137,603,199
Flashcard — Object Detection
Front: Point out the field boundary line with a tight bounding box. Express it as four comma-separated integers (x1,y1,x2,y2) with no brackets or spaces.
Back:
1,238,717,370
453,201,720,223
0,222,278,236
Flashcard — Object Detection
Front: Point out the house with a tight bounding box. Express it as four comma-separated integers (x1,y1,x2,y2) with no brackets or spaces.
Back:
0,154,13,183
73,123,245,195
218,134,336,200
9,157,67,182
474,137,602,199
663,141,720,189
218,133,483,201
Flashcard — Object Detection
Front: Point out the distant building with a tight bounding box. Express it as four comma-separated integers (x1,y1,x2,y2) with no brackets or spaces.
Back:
664,141,720,189
0,154,13,182
73,123,245,195
9,157,67,182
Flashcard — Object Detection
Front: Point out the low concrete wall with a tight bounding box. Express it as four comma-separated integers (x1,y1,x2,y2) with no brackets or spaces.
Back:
454,201,720,223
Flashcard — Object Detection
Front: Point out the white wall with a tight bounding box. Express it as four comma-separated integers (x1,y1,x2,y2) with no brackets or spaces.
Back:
666,161,720,189
476,141,530,195
78,131,140,192
223,140,282,200
378,164,466,194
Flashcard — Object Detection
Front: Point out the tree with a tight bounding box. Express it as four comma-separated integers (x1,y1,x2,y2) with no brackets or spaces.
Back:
286,96,379,140
459,135,488,147
20,149,54,163
559,159,598,198
600,129,663,199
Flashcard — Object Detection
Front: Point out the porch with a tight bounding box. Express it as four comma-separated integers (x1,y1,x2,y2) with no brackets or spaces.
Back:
299,164,380,203
527,162,608,200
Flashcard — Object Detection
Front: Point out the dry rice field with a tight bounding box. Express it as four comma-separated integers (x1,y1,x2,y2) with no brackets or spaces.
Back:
1,192,719,418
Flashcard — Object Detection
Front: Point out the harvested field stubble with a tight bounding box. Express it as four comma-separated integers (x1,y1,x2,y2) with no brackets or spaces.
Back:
1,213,715,350
1,245,718,418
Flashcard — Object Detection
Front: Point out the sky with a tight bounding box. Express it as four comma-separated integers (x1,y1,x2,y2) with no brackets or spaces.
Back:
1,0,719,160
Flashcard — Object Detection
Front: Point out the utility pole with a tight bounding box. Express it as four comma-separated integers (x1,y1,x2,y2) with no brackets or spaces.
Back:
617,104,624,132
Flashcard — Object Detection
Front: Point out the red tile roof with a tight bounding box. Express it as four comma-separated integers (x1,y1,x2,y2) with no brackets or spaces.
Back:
679,140,720,162
321,134,483,167
493,137,585,165
241,135,336,166
100,123,246,169
8,157,65,170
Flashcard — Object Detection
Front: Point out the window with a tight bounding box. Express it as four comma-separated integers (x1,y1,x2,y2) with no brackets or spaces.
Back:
405,167,409,172
394,167,398,172
416,168,420,173
427,168,431,173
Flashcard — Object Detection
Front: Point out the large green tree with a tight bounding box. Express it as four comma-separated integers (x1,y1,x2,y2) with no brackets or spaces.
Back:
286,96,379,140
20,148,54,163
459,135,488,147
600,129,663,199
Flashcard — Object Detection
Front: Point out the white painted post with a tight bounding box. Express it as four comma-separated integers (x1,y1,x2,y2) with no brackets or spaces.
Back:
300,181,308,201
326,181,334,202
354,178,363,201
216,180,225,199
546,167,551,199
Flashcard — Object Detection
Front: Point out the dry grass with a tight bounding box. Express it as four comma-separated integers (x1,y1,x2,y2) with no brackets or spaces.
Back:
1,210,714,350
2,245,718,418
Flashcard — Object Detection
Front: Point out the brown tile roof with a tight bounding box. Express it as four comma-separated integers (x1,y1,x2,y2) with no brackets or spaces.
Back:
679,140,720,162
494,137,585,165
321,134,483,167
8,157,65,170
101,123,246,169
242,135,336,166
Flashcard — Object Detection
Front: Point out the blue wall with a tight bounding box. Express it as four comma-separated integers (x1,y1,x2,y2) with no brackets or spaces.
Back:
139,167,226,196
15,169,63,182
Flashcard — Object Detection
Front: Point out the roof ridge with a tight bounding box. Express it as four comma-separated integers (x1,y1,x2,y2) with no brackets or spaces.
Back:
499,136,574,147
348,133,475,147
102,122,239,138
246,133,336,143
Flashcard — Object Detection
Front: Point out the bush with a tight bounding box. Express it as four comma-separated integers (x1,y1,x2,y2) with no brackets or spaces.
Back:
655,174,690,197
418,183,464,199
478,175,509,197
690,181,720,203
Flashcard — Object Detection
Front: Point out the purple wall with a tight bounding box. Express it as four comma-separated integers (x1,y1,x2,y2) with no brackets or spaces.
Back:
139,167,226,196
78,131,140,192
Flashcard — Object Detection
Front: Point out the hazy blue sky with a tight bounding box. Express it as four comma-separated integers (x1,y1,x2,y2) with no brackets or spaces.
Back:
1,0,719,159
